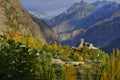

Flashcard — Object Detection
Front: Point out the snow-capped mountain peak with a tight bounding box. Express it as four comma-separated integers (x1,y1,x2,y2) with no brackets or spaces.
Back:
28,9,45,19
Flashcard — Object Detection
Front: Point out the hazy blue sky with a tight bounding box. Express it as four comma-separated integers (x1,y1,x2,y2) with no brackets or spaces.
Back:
20,0,120,19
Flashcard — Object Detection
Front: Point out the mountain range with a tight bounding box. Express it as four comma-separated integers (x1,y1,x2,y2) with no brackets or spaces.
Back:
47,1,120,52
0,0,119,53
0,0,56,43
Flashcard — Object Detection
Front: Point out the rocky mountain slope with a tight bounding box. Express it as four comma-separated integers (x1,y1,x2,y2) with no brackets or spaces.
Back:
31,15,56,42
47,1,120,48
0,0,56,43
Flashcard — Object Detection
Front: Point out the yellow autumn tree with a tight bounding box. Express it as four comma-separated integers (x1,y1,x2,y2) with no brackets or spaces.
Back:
76,53,84,61
4,31,44,49
100,70,107,80
62,65,76,80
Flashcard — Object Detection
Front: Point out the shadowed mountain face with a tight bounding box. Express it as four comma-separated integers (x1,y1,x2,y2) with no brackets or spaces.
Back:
47,1,120,48
101,37,120,53
83,16,120,47
30,15,56,42
0,0,56,43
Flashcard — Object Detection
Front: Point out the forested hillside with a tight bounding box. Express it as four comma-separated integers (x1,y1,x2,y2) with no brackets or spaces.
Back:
0,32,120,80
